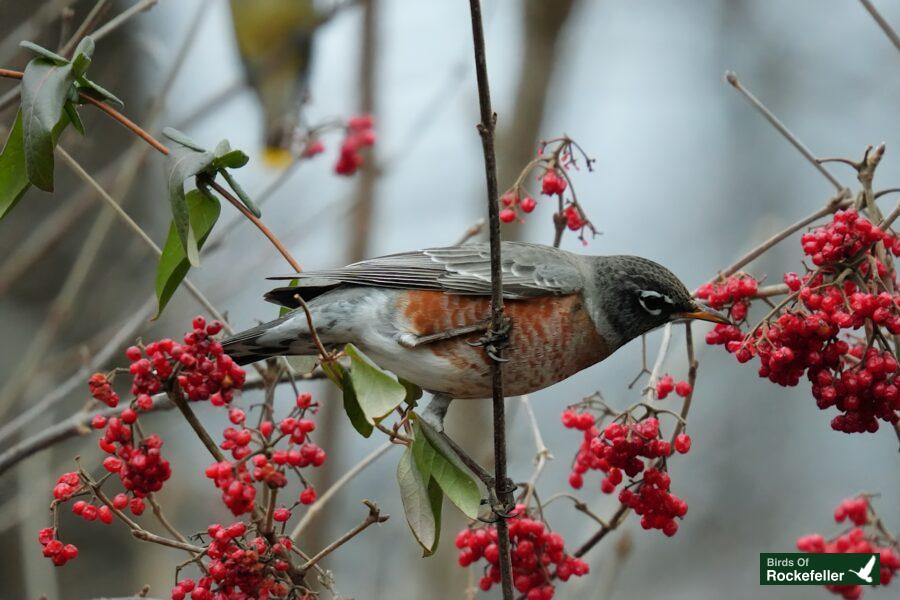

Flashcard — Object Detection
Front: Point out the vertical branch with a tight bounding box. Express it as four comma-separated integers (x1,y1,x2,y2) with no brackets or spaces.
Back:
466,1,514,598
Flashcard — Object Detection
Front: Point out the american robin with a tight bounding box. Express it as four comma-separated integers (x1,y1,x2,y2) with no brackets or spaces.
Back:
228,0,318,166
223,242,729,427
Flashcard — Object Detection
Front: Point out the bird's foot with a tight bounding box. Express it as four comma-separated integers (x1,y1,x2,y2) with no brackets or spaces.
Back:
467,316,512,362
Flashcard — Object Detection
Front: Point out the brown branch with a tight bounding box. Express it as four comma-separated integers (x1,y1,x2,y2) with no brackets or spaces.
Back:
298,500,387,574
467,1,514,598
290,441,394,541
165,386,226,463
725,71,846,193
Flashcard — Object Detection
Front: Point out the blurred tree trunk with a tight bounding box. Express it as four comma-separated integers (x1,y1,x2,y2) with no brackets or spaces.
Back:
303,0,380,569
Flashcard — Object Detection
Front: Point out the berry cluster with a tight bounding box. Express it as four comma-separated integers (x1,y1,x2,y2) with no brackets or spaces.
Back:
38,528,78,566
800,209,898,266
334,114,376,175
796,496,899,600
125,317,245,405
101,431,172,497
562,406,691,536
171,522,298,600
499,190,537,223
655,374,692,400
696,274,759,322
456,506,588,599
88,373,119,407
705,210,900,434
205,391,324,515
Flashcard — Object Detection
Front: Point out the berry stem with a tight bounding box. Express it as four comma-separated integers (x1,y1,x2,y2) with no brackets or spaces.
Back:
298,500,388,575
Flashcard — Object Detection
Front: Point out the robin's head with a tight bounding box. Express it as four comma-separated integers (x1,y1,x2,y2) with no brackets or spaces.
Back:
591,255,730,347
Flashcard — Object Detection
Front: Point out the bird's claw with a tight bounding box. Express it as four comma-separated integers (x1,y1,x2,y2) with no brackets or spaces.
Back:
477,478,518,523
467,316,512,362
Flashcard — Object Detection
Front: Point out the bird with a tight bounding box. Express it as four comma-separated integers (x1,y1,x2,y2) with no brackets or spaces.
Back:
848,555,876,583
223,242,729,428
228,0,319,166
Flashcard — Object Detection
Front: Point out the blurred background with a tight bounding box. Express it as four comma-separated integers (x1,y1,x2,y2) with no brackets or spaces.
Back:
1,0,899,598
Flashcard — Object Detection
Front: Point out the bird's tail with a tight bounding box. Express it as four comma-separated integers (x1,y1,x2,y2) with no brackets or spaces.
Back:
223,311,319,366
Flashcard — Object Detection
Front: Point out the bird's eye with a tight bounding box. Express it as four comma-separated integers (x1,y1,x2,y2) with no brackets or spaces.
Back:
637,290,672,316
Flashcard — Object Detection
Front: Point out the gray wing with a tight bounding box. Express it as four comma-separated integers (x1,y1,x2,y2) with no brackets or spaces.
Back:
266,242,586,304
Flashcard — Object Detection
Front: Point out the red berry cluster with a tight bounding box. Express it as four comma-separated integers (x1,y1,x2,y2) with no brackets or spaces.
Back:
206,392,324,515
101,431,172,498
562,409,691,536
38,527,78,566
88,373,119,407
334,114,375,175
125,317,245,405
456,506,588,599
696,274,759,322
796,496,899,600
705,210,900,434
171,522,296,600
499,189,538,224
801,209,898,266
655,374,692,400
541,169,567,196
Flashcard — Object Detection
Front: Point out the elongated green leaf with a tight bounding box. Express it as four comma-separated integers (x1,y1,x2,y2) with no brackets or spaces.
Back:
162,127,205,151
412,421,481,519
75,76,124,107
397,447,442,555
20,57,75,191
64,101,84,135
279,279,299,317
213,139,250,169
70,37,94,77
346,344,408,424
322,361,374,437
154,189,221,317
0,112,30,220
164,142,216,266
19,41,68,65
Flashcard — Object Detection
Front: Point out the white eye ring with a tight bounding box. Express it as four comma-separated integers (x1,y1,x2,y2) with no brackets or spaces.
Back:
638,290,673,316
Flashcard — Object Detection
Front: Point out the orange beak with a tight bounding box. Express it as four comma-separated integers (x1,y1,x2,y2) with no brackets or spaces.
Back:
674,303,732,325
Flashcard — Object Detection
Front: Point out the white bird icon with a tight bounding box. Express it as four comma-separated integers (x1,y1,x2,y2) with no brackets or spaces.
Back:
847,555,877,583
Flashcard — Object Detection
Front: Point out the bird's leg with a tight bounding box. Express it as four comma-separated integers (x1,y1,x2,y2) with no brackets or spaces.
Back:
395,320,490,349
420,393,454,432
467,315,513,362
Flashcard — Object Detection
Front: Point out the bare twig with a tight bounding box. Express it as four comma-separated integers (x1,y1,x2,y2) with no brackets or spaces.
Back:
466,2,514,597
298,500,387,574
164,386,226,463
520,395,552,510
724,71,846,192
859,0,900,52
290,442,394,541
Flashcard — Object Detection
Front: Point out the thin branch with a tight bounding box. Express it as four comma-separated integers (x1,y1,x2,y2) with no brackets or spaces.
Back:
724,71,846,192
165,386,226,463
298,500,387,574
859,0,900,52
520,395,552,510
290,442,394,541
719,189,852,278
466,2,514,597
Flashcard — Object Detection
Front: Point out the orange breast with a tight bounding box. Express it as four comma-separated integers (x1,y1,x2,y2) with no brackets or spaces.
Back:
396,291,611,397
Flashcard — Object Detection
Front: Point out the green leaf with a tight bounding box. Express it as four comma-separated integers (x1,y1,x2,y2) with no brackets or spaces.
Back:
164,139,216,266
154,189,221,317
397,446,442,556
412,420,481,519
63,101,84,135
322,361,374,437
213,139,250,169
279,279,299,317
19,41,68,65
20,57,76,191
162,127,206,151
69,37,95,78
346,344,408,424
0,112,31,220
75,76,123,108
400,378,423,404
219,167,260,217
